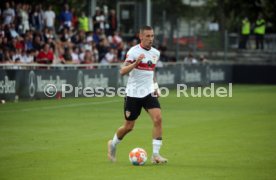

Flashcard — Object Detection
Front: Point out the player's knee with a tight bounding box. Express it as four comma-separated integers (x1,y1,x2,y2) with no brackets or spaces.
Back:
153,115,162,127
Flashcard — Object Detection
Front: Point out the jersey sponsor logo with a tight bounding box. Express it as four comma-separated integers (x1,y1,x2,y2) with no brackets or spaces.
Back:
136,62,156,71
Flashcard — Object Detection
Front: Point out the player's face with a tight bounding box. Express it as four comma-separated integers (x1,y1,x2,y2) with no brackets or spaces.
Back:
140,29,154,49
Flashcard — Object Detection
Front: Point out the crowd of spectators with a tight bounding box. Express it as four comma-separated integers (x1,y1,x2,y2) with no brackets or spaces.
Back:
0,2,139,67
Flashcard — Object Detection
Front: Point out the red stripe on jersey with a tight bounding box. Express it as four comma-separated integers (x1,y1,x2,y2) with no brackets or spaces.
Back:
125,60,135,63
135,62,155,71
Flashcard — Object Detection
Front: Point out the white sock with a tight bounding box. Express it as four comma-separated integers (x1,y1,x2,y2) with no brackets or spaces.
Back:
112,133,121,147
152,139,162,155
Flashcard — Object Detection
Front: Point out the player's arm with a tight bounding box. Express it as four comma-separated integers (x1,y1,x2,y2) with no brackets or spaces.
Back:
153,71,161,97
120,54,145,76
153,52,161,96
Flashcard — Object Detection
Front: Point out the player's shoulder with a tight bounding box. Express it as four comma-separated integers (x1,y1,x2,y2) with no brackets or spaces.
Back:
150,46,160,56
125,44,140,61
128,44,140,53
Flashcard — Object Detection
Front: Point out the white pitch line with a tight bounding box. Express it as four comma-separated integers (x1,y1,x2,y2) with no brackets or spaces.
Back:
0,100,121,113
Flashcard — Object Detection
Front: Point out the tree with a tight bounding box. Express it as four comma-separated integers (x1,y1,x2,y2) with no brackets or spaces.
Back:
206,0,276,33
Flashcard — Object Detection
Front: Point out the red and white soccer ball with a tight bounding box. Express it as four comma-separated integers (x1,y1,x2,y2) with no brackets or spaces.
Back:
129,148,147,166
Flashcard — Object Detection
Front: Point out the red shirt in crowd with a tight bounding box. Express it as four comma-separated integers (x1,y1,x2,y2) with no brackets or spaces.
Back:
36,50,54,64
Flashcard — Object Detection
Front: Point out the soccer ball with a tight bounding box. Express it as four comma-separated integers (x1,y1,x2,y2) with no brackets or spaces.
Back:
129,148,147,166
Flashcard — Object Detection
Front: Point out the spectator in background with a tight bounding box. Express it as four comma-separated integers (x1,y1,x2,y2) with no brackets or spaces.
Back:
59,27,73,48
1,36,12,51
0,47,3,63
254,14,266,50
93,7,105,32
18,4,30,34
14,36,24,50
82,50,95,69
98,28,107,40
31,4,44,31
108,31,122,48
0,36,3,54
71,8,78,30
116,41,125,61
2,2,15,25
9,23,19,38
93,29,101,45
46,36,56,53
60,4,72,29
71,46,80,64
36,43,54,64
239,17,250,49
92,41,99,62
71,30,84,45
184,52,198,64
93,7,100,31
9,37,17,51
63,47,72,62
86,31,93,43
14,3,22,24
0,24,4,37
24,32,34,51
107,9,117,36
78,12,89,32
12,48,23,63
100,47,117,65
0,2,137,69
2,50,13,63
54,46,66,64
21,50,34,64
97,37,109,61
32,34,43,51
43,27,55,42
198,54,208,64
43,5,56,30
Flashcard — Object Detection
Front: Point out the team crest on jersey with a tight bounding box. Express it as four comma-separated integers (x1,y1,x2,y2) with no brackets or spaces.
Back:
147,60,153,67
125,111,131,118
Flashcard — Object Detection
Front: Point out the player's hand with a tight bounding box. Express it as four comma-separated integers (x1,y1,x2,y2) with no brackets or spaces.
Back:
153,82,161,98
153,89,160,98
135,54,145,64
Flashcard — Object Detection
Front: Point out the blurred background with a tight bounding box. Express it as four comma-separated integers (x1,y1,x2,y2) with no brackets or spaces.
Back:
0,0,275,64
0,0,276,101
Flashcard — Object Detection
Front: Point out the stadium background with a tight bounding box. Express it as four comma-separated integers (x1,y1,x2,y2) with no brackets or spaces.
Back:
0,0,276,179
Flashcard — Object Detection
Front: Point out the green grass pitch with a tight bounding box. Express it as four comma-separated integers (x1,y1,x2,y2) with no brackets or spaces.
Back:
0,85,276,180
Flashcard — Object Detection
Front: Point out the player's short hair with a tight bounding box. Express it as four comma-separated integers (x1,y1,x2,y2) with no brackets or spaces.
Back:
140,26,153,34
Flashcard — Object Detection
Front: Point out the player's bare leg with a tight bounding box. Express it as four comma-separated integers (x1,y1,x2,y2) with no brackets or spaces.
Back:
148,108,168,164
117,120,135,139
108,120,135,162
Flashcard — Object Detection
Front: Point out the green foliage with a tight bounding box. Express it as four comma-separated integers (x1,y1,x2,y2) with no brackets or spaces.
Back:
206,0,276,32
152,0,191,21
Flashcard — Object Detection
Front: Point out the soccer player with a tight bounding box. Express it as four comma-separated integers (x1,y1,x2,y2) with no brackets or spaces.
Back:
107,26,168,164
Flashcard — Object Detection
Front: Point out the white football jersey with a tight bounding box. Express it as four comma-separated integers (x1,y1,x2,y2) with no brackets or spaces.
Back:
125,44,160,98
